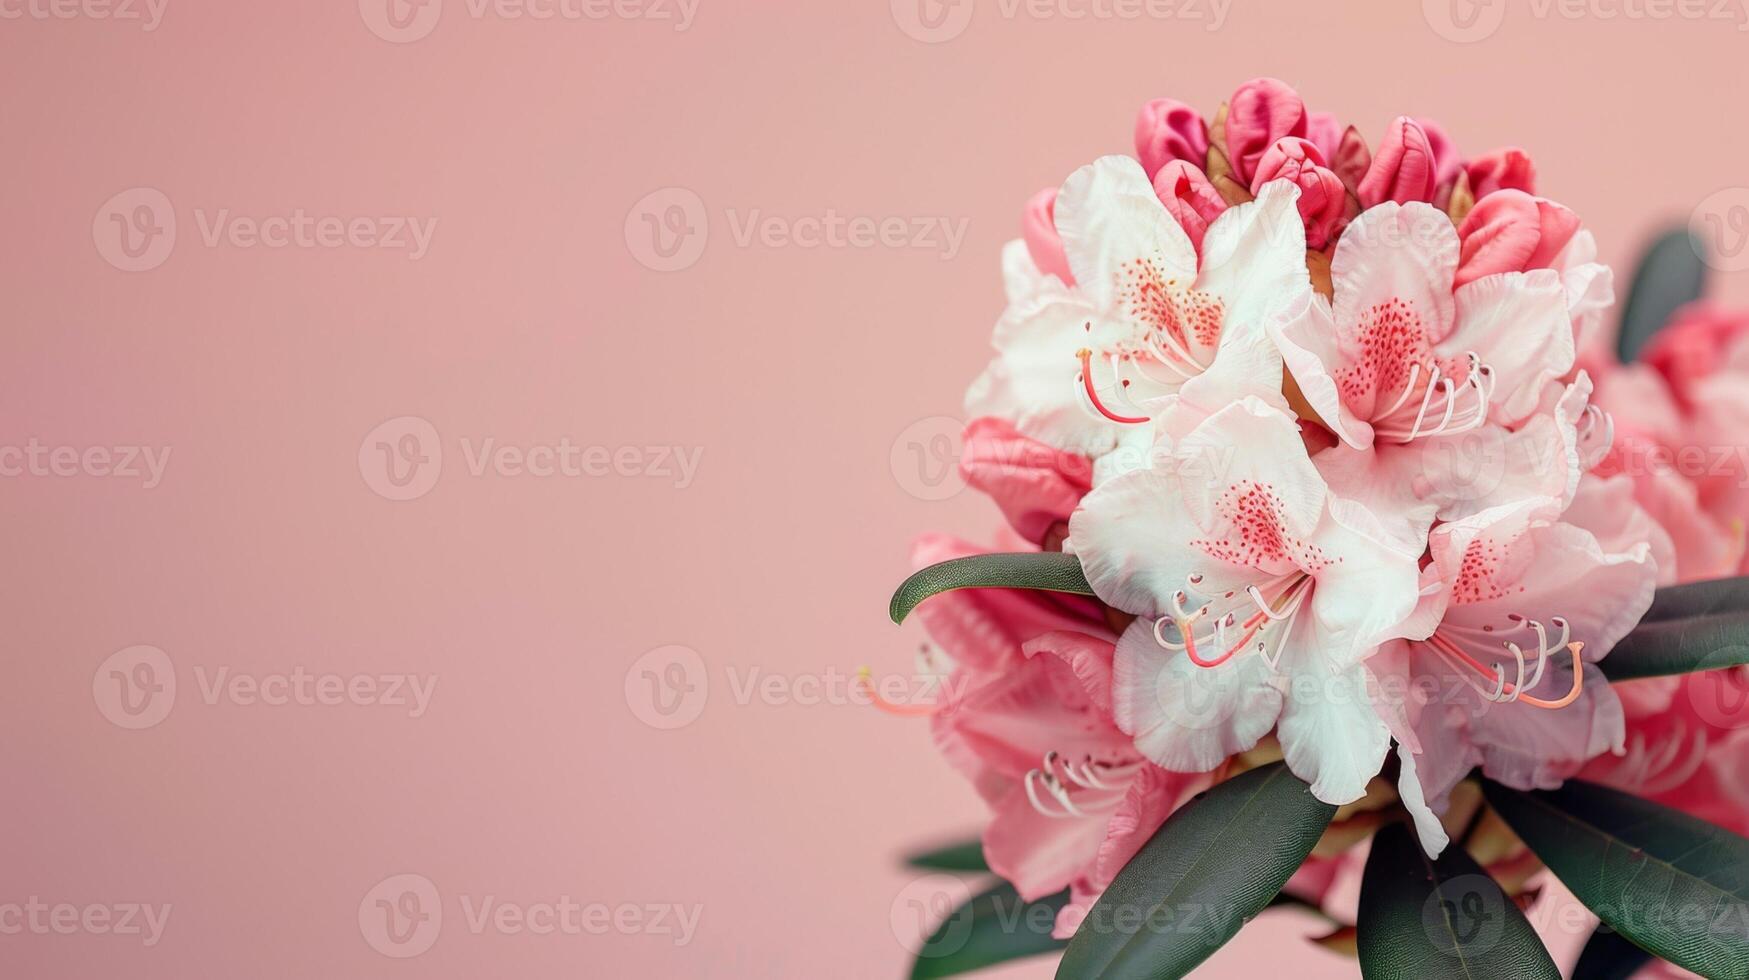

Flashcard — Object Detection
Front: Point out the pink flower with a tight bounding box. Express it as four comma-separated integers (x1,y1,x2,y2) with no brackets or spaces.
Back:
1134,97,1209,181
1465,147,1538,198
1305,111,1344,164
1252,137,1347,249
916,537,1210,936
1358,117,1438,208
1069,397,1431,805
1415,117,1464,191
1023,188,1074,286
1271,201,1582,450
959,417,1092,545
1584,668,1749,838
1640,302,1749,402
966,157,1311,473
1151,160,1227,255
1455,190,1581,288
1390,494,1657,855
1224,77,1308,187
1588,352,1749,582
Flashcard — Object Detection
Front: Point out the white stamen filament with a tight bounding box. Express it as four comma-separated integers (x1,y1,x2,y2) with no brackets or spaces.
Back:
1374,353,1496,443
1023,752,1142,818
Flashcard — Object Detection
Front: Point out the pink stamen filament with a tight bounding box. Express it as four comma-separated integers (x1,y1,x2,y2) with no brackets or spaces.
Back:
855,667,940,718
1077,348,1150,425
1424,632,1586,709
1156,575,1311,669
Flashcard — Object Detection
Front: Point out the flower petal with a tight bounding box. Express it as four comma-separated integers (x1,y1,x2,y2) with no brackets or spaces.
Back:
1055,155,1198,314
1445,270,1577,426
1112,618,1282,772
1276,652,1393,805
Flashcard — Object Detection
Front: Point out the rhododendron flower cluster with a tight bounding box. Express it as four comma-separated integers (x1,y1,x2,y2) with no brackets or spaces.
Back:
913,77,1679,934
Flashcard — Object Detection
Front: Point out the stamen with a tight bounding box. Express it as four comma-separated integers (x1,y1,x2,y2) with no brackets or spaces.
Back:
1077,348,1150,425
1375,353,1496,442
1155,574,1310,670
1423,634,1586,710
855,667,939,717
1376,362,1424,419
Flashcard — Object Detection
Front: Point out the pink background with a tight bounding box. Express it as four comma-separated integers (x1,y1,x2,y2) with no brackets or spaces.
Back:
4,1,1747,976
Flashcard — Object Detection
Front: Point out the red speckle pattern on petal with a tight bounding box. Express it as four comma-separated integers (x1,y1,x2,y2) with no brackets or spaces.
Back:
1120,257,1224,352
1336,298,1438,406
1451,536,1523,604
1192,481,1333,573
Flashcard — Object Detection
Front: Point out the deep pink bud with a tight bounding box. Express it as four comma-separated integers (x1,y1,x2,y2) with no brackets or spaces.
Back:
1358,117,1439,208
1225,77,1308,187
1305,111,1343,163
1022,188,1074,284
1332,125,1371,194
1455,189,1580,287
1152,160,1227,254
1414,117,1464,188
1251,137,1347,249
1134,98,1210,180
1466,148,1538,198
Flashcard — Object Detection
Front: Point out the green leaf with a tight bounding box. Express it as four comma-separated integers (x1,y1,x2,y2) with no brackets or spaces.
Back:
1055,762,1335,979
1571,925,1655,980
890,552,1095,625
1483,779,1749,978
1601,576,1749,681
909,881,1068,979
1356,821,1559,979
905,838,989,873
1617,227,1707,363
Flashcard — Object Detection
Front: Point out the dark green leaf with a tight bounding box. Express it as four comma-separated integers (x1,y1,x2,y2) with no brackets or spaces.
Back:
1356,821,1558,979
1484,779,1749,978
909,881,1068,979
905,838,989,873
1602,576,1749,681
1055,762,1335,979
890,552,1094,625
1618,227,1707,362
1571,925,1655,980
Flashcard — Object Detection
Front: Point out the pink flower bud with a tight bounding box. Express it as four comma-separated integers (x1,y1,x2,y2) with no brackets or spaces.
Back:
1251,137,1347,249
1466,148,1538,198
1224,77,1308,187
1305,111,1343,163
1134,98,1209,181
1358,117,1439,208
1414,117,1464,188
1455,189,1580,287
1023,188,1074,284
1152,160,1227,253
1332,125,1371,194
